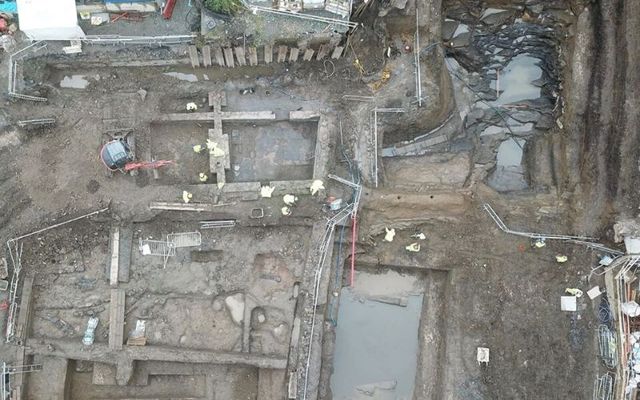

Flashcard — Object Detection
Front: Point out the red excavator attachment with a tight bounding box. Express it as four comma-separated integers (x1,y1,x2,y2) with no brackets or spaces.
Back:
124,160,174,172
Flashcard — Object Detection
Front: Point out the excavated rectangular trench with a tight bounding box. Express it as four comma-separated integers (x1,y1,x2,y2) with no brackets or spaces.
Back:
329,267,449,400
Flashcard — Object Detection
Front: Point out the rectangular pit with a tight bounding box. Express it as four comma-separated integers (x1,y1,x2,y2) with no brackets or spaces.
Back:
223,121,318,183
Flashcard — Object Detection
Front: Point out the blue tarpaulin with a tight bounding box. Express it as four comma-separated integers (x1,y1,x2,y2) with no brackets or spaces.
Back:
0,0,18,13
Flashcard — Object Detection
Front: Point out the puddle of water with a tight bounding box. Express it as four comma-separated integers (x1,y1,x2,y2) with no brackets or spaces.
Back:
490,137,528,191
331,284,423,400
490,55,542,106
163,72,198,82
60,75,89,89
496,137,525,166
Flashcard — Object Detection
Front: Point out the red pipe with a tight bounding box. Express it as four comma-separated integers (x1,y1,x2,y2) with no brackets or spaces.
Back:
350,212,357,287
162,0,177,19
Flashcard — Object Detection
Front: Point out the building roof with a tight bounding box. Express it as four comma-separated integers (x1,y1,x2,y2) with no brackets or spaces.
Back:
17,0,85,40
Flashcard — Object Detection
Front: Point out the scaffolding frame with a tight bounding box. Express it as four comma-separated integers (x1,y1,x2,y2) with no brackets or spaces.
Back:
301,175,361,400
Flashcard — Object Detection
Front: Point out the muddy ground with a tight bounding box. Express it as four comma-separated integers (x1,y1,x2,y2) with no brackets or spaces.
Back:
0,0,636,399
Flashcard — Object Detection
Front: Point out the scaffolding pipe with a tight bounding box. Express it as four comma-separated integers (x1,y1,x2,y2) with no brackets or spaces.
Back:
350,213,357,286
302,176,361,399
7,207,109,244
414,4,422,107
250,5,358,28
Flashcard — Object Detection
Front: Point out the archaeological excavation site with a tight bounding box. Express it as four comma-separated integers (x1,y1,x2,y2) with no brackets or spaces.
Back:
0,0,638,399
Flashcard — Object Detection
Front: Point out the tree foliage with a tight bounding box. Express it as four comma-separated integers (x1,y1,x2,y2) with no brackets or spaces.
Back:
205,0,243,15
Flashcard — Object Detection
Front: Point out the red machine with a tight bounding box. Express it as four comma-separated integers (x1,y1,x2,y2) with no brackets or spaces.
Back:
100,139,174,173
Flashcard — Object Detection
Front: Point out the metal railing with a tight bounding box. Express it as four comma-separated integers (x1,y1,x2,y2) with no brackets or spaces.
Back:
7,41,48,102
593,373,614,400
81,34,195,46
482,203,623,255
4,207,109,343
598,324,618,370
167,231,201,248
249,5,358,29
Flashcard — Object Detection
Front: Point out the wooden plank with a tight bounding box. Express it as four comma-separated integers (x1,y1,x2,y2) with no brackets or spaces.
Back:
223,48,235,68
188,45,200,68
248,47,258,66
234,47,246,66
149,202,232,212
109,289,125,350
303,48,315,61
202,45,212,67
331,46,344,59
118,225,132,283
289,47,299,62
26,338,288,369
109,227,119,287
213,46,225,66
264,44,273,64
316,44,329,60
15,274,35,341
156,111,276,122
277,46,288,63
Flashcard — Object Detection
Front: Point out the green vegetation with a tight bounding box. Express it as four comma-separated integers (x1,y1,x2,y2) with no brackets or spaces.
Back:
205,0,243,15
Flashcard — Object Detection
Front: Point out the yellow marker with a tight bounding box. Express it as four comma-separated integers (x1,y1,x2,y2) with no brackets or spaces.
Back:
198,173,208,182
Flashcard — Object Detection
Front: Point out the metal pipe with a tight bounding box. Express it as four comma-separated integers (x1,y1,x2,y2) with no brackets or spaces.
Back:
250,6,358,28
483,203,599,241
8,207,109,244
373,109,378,187
350,213,357,286
415,4,422,107
302,181,361,399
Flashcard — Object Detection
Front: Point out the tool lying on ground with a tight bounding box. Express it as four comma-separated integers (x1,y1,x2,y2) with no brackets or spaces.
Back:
110,12,146,23
100,138,173,173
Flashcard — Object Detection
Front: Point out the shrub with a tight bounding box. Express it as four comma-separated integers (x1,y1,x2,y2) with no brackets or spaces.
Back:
205,0,243,15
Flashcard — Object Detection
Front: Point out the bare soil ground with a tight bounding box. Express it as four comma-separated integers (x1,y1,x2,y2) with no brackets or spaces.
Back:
0,0,632,399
